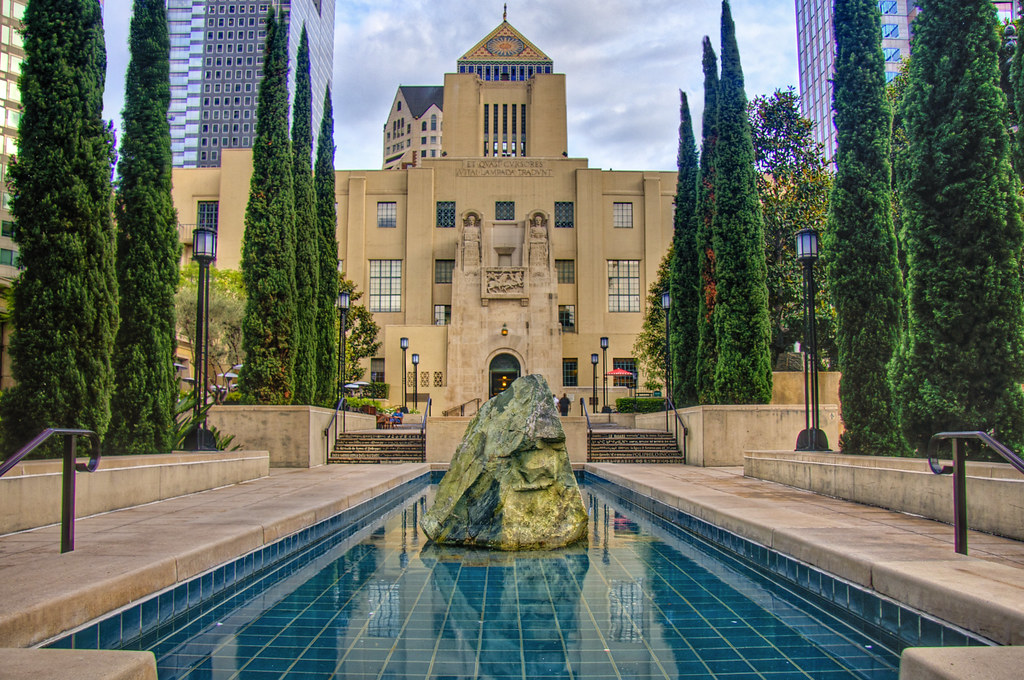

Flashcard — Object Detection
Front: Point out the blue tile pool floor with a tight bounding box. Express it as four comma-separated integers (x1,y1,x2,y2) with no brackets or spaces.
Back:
109,481,921,679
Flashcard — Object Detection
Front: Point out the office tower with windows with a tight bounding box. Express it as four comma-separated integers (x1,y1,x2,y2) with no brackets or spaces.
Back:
168,0,335,168
795,0,1017,160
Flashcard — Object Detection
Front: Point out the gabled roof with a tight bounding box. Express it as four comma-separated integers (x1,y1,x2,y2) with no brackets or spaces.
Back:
398,86,444,118
458,20,551,64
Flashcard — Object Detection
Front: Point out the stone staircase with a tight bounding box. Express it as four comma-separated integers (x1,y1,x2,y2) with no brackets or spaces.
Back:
587,428,685,464
328,430,425,464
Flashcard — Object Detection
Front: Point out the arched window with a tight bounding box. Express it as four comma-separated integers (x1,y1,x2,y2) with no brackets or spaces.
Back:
430,114,437,131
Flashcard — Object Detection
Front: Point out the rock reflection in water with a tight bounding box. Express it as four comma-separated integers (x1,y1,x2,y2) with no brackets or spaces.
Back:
420,543,590,679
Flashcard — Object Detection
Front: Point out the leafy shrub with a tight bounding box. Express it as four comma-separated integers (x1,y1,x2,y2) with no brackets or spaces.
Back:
615,397,666,414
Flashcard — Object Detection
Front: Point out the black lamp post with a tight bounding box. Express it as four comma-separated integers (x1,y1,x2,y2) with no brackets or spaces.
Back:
191,224,217,450
795,228,829,451
661,291,671,430
591,353,599,411
600,336,609,412
411,353,419,409
336,291,350,406
400,337,409,410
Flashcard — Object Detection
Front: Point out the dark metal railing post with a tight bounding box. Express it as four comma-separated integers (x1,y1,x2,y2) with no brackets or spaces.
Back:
952,438,968,555
61,436,76,553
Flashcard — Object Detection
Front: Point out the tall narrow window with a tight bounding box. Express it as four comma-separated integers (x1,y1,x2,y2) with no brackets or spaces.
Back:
613,202,633,228
436,201,456,228
370,358,385,383
433,304,451,326
555,260,575,284
608,260,640,312
558,305,576,332
369,260,402,312
562,358,578,387
377,202,397,228
197,201,219,230
434,259,454,284
554,202,574,228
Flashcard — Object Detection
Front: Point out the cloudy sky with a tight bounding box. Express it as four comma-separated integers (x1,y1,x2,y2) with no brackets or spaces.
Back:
101,0,799,172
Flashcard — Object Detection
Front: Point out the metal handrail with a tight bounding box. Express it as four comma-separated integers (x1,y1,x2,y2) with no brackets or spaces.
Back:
580,398,592,461
926,431,1024,555
664,397,689,464
420,398,431,460
0,428,100,552
442,397,480,417
323,397,347,455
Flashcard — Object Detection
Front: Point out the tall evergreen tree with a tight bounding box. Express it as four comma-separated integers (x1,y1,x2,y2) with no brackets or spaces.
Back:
239,8,297,404
0,0,117,450
108,0,180,453
695,37,720,404
826,0,905,456
711,1,772,404
291,26,319,405
897,0,1024,451
314,87,340,406
669,91,699,406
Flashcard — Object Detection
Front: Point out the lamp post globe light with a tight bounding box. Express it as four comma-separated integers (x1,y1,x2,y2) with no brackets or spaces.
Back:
794,228,829,451
661,291,671,430
411,353,419,409
191,224,217,451
600,336,609,412
400,337,409,410
336,291,350,406
591,353,599,411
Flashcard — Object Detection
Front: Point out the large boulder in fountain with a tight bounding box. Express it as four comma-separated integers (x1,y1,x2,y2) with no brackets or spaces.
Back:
421,374,588,550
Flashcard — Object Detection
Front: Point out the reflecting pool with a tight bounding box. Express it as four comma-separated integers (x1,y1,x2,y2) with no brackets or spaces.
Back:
129,484,903,679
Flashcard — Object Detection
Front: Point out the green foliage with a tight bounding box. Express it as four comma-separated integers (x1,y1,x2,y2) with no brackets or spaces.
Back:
897,0,1024,452
171,396,238,451
695,37,720,404
633,251,672,393
291,27,319,406
710,1,772,404
239,8,297,405
669,91,700,406
1013,16,1024,178
364,382,390,399
828,0,906,456
339,276,381,384
749,89,837,369
108,0,181,454
314,87,340,406
176,264,245,396
615,397,666,414
0,0,118,451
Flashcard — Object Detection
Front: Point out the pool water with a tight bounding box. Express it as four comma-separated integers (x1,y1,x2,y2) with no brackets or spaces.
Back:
128,483,906,679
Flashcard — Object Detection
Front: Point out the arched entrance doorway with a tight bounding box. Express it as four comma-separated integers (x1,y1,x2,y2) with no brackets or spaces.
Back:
489,353,521,397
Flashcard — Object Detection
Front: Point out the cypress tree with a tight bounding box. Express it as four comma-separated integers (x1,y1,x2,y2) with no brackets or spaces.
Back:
826,0,905,456
108,0,181,453
239,8,297,404
711,1,772,404
0,0,117,449
897,0,1024,451
314,87,340,406
695,38,720,404
291,26,319,405
669,91,699,406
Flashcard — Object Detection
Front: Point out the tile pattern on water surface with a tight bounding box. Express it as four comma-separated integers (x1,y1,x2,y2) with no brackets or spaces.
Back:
115,484,920,679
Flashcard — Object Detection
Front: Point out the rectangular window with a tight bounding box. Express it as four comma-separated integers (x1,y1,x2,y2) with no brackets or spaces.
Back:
878,1,897,14
370,358,385,384
608,260,640,312
433,304,451,326
554,201,574,228
562,358,578,387
197,201,219,230
376,201,397,228
881,23,899,38
495,201,515,221
555,259,575,284
0,219,13,238
0,247,16,266
883,47,901,62
612,358,637,387
368,259,402,312
436,201,456,228
558,305,576,332
434,259,454,284
613,202,633,228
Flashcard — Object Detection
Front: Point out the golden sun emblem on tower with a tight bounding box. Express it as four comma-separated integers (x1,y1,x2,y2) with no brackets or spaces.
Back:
486,35,525,57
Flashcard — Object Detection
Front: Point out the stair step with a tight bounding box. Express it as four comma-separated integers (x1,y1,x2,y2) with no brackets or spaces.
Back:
587,429,682,464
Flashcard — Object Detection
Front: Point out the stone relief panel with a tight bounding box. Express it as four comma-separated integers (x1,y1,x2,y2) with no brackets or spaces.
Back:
483,267,528,300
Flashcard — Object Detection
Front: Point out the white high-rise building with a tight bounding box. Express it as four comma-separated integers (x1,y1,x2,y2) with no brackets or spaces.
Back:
167,0,335,169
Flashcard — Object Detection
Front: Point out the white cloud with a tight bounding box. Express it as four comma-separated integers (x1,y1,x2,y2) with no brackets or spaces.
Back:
104,0,797,171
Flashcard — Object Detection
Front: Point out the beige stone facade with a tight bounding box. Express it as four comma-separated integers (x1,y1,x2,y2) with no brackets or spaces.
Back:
171,19,676,415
